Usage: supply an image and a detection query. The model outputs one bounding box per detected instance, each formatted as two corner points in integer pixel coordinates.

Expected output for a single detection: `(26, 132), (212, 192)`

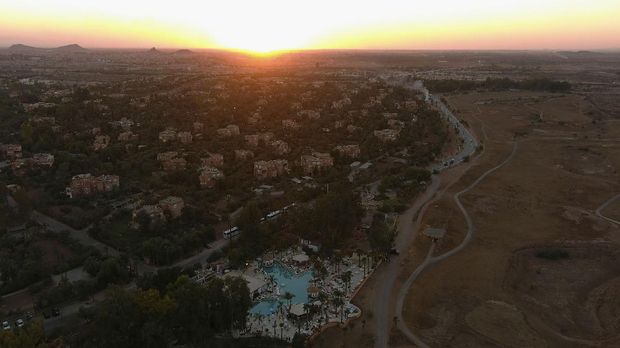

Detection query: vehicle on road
(2, 321), (10, 330)
(223, 226), (240, 239)
(15, 319), (24, 328)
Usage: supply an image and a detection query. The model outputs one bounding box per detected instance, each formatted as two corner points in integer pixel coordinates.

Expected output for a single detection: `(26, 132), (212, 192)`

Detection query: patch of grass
(535, 248), (570, 260)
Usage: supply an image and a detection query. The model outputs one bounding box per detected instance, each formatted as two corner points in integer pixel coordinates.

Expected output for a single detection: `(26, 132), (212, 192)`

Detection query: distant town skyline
(1, 0), (619, 53)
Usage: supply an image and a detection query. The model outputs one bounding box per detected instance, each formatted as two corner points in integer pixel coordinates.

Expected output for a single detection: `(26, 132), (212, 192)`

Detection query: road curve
(396, 141), (518, 347)
(373, 77), (479, 348)
(595, 193), (620, 226)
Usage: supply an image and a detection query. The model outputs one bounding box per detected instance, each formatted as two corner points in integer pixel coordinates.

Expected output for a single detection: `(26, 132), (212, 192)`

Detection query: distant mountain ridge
(7, 43), (88, 52)
(174, 49), (193, 54)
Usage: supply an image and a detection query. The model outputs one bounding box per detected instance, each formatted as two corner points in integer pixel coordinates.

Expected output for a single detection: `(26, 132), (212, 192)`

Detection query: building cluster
(282, 119), (300, 130)
(201, 153), (224, 168)
(177, 131), (193, 144)
(117, 131), (136, 142)
(270, 140), (290, 155)
(1, 144), (54, 175)
(93, 135), (111, 151)
(216, 124), (240, 137)
(300, 152), (334, 175)
(334, 144), (361, 158)
(157, 151), (187, 171)
(159, 128), (177, 143)
(199, 166), (224, 188)
(0, 144), (22, 159)
(109, 117), (134, 131)
(374, 128), (400, 143)
(254, 160), (290, 180)
(245, 132), (274, 147)
(234, 149), (254, 161)
(66, 173), (120, 198)
(297, 109), (320, 120)
(131, 196), (184, 229)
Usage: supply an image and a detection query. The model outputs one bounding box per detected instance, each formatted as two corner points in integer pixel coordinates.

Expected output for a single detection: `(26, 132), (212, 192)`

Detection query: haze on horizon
(1, 0), (619, 53)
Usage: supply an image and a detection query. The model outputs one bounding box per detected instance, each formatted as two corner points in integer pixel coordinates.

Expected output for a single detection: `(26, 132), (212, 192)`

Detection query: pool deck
(233, 247), (374, 342)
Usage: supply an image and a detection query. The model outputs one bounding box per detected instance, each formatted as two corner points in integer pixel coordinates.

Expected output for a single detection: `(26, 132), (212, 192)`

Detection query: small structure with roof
(423, 227), (446, 242)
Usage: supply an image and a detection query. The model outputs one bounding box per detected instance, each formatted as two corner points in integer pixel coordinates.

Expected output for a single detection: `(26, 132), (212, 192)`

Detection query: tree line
(424, 77), (571, 93)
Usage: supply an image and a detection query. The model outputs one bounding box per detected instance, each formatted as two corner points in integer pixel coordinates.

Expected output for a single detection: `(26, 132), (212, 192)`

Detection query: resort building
(374, 129), (400, 143)
(162, 157), (187, 171)
(216, 124), (240, 137)
(93, 135), (111, 151)
(254, 160), (289, 180)
(66, 174), (119, 198)
(32, 153), (55, 167)
(159, 128), (177, 143)
(177, 131), (193, 144)
(334, 145), (360, 158)
(201, 153), (224, 168)
(235, 149), (254, 161)
(1, 144), (22, 159)
(199, 166), (224, 188)
(270, 140), (290, 155)
(300, 152), (334, 175)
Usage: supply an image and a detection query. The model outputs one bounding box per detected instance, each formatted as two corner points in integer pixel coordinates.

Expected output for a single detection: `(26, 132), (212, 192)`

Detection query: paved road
(395, 142), (518, 347)
(373, 77), (479, 348)
(30, 210), (119, 257)
(373, 177), (441, 348)
(595, 193), (620, 226)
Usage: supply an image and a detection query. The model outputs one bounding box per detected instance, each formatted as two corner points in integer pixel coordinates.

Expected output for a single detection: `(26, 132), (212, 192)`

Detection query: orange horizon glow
(1, 1), (619, 53)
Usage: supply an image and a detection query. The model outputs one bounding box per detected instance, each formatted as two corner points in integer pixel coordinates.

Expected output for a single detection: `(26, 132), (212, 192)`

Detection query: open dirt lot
(401, 90), (620, 347)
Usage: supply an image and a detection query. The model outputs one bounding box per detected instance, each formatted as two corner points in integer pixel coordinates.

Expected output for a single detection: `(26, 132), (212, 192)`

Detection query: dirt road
(395, 141), (518, 347)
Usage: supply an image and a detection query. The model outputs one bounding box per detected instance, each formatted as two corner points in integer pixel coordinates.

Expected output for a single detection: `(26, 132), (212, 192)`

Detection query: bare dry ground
(402, 90), (620, 347)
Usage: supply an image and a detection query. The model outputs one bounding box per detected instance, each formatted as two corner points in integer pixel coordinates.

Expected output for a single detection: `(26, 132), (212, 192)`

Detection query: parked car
(390, 247), (400, 255)
(15, 319), (24, 328)
(2, 321), (10, 331)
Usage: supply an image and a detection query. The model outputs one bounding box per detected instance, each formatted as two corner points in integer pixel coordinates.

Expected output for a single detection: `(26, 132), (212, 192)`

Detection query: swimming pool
(249, 263), (313, 316)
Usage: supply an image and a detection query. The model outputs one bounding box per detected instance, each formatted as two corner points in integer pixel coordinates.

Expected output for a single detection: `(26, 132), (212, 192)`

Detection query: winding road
(395, 141), (518, 347)
(373, 76), (479, 348)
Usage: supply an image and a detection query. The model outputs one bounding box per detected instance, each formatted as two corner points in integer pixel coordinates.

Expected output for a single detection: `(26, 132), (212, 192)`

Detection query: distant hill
(53, 44), (87, 52)
(6, 43), (88, 53)
(174, 49), (193, 54)
(8, 44), (39, 51)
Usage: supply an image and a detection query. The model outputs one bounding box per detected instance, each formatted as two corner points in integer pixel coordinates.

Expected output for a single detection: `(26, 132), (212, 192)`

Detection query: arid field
(402, 90), (620, 347)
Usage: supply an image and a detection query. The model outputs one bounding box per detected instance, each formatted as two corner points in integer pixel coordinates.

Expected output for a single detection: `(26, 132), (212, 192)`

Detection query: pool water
(249, 263), (313, 316)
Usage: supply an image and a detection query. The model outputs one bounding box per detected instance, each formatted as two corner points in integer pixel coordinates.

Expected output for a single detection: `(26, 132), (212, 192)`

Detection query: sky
(1, 0), (619, 53)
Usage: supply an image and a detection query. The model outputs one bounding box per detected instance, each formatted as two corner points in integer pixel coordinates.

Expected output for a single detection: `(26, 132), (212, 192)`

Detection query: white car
(15, 319), (24, 328)
(2, 321), (10, 330)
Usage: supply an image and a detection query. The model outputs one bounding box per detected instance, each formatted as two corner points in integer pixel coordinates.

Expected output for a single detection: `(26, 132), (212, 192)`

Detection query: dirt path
(395, 141), (518, 347)
(596, 193), (620, 225)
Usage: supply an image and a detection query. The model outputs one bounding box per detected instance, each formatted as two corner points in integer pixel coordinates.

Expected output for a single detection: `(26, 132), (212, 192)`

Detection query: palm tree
(332, 292), (345, 323)
(303, 303), (312, 329)
(283, 291), (294, 311)
(341, 271), (352, 294)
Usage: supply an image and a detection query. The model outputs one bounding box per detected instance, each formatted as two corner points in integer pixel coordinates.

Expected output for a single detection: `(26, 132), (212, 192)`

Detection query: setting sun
(0, 0), (619, 51)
